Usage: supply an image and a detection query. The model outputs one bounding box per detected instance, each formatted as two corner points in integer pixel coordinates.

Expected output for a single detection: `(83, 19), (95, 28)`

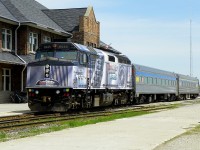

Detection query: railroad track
(0, 104), (176, 131)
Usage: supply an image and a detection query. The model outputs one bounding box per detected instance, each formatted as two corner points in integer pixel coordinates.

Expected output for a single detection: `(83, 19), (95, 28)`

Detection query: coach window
(161, 79), (164, 86)
(157, 79), (161, 85)
(165, 80), (168, 86)
(144, 77), (148, 84)
(148, 77), (153, 84)
(153, 78), (157, 85)
(139, 76), (143, 83)
(169, 80), (172, 86)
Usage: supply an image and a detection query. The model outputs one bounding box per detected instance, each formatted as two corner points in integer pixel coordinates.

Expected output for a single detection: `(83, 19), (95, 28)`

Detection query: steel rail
(0, 105), (174, 131)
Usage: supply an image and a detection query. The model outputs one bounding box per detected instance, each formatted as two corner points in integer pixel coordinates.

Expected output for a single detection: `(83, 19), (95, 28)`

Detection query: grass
(185, 124), (200, 135)
(0, 103), (182, 142)
(0, 110), (149, 142)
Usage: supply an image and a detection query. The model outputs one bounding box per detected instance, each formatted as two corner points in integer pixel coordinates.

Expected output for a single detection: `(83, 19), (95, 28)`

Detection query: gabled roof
(0, 0), (18, 23)
(19, 54), (35, 64)
(43, 8), (87, 32)
(0, 51), (25, 65)
(0, 0), (70, 36)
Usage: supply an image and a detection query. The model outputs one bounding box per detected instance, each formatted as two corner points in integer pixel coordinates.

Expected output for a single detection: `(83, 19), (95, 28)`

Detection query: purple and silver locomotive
(26, 42), (133, 111)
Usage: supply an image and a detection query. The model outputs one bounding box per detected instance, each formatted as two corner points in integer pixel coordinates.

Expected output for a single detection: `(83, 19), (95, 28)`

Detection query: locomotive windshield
(35, 50), (78, 60)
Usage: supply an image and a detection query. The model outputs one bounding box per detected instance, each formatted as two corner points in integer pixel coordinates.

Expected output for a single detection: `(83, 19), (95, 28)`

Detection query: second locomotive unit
(26, 42), (199, 112)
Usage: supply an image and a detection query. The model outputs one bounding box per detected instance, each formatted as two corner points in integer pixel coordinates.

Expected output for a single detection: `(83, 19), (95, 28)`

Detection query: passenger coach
(133, 64), (177, 103)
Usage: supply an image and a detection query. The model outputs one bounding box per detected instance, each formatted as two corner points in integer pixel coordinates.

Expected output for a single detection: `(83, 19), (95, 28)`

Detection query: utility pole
(190, 19), (192, 77)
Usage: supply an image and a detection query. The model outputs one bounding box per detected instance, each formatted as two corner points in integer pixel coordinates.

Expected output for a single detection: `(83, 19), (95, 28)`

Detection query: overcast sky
(36, 0), (200, 79)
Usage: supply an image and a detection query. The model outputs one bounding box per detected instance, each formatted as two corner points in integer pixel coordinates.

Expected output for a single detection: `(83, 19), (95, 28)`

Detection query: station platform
(0, 103), (31, 117)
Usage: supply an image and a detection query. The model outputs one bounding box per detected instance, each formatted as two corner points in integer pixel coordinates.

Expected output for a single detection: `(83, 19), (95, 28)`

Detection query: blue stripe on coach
(136, 71), (176, 81)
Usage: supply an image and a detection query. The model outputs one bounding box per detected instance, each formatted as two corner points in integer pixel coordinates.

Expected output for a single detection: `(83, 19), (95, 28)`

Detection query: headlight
(45, 64), (50, 78)
(56, 90), (60, 94)
(45, 64), (50, 69)
(45, 73), (49, 78)
(35, 90), (39, 94)
(45, 69), (50, 73)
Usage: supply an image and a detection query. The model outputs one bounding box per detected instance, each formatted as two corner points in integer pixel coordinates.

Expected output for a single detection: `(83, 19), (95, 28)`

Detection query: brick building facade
(0, 0), (100, 102)
(43, 6), (100, 48)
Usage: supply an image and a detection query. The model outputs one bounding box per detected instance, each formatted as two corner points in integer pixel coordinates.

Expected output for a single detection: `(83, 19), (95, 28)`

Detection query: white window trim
(2, 68), (11, 91)
(2, 28), (12, 51)
(43, 36), (51, 43)
(29, 32), (38, 53)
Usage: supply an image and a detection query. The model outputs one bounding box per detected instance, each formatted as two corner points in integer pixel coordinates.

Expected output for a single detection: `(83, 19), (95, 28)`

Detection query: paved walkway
(0, 103), (30, 116)
(0, 103), (200, 150)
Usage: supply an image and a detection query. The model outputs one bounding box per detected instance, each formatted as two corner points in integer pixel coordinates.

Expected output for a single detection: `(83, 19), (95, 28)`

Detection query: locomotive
(26, 42), (199, 112)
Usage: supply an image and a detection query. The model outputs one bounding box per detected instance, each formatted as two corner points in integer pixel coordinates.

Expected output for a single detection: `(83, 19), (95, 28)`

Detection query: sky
(36, 0), (200, 79)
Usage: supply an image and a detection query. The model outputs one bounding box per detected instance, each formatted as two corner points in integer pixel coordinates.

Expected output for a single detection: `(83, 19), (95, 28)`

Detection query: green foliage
(0, 132), (6, 138)
(0, 110), (148, 142)
(0, 104), (180, 142)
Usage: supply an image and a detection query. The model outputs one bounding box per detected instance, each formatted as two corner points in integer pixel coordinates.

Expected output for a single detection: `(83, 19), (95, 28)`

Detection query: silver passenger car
(133, 64), (177, 103)
(177, 74), (199, 99)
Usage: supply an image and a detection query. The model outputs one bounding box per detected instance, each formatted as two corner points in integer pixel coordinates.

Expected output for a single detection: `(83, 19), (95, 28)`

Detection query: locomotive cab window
(35, 50), (78, 60)
(108, 55), (115, 62)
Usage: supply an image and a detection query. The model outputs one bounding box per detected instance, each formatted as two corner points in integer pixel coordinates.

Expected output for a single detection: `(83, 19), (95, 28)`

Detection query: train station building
(0, 0), (101, 102)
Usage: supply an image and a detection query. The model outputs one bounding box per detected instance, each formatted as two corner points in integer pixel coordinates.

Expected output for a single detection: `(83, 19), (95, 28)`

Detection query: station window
(2, 68), (11, 91)
(29, 32), (38, 52)
(2, 28), (12, 51)
(43, 36), (51, 43)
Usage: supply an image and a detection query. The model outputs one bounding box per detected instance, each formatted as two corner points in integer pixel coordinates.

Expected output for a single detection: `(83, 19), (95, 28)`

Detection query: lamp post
(190, 19), (192, 77)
